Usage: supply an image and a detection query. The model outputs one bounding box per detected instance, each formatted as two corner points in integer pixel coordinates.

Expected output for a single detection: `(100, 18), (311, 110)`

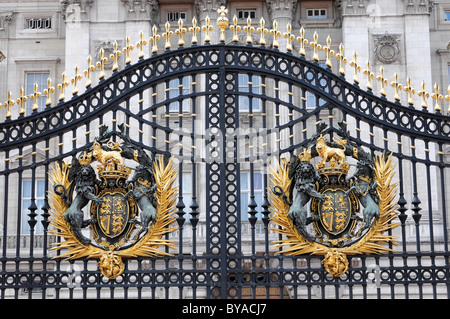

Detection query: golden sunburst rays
(268, 152), (399, 276)
(48, 156), (178, 279)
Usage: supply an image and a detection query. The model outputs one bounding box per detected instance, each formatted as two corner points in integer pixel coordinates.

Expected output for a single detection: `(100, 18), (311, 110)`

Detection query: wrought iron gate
(1, 11), (450, 299)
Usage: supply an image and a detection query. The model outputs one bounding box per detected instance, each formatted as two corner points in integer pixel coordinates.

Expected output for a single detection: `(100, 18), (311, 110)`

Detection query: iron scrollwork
(270, 121), (399, 277)
(49, 124), (178, 279)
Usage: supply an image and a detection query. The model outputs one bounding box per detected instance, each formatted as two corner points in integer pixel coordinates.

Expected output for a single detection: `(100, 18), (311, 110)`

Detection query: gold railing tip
(217, 5), (229, 42)
(431, 82), (443, 112)
(284, 23), (295, 52)
(297, 26), (308, 56)
(404, 76), (415, 105)
(189, 17), (200, 45)
(176, 18), (187, 47)
(270, 20), (281, 48)
(17, 86), (27, 115)
(335, 43), (347, 75)
(363, 60), (375, 90)
(230, 15), (241, 43)
(418, 80), (430, 109)
(323, 35), (334, 68)
(202, 16), (213, 43)
(44, 77), (55, 106)
(390, 71), (402, 101)
(243, 16), (255, 44)
(257, 17), (268, 45)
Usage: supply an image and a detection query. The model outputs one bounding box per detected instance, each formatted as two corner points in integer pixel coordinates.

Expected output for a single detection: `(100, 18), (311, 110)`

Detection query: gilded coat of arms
(270, 121), (398, 277)
(48, 124), (178, 279)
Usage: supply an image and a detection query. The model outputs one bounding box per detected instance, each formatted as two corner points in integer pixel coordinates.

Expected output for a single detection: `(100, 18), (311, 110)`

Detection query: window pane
(253, 173), (262, 190)
(37, 180), (45, 198)
(23, 180), (32, 198)
(240, 173), (248, 190)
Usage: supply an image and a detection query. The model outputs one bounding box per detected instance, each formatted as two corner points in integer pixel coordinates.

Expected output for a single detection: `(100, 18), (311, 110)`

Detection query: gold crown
(315, 159), (350, 176)
(78, 151), (93, 165)
(97, 163), (131, 181)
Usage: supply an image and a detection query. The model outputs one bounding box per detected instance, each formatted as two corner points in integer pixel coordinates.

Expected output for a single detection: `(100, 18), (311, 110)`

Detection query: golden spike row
(363, 60), (375, 91)
(296, 26), (308, 57)
(257, 17), (268, 46)
(189, 17), (200, 45)
(323, 35), (335, 68)
(404, 76), (415, 105)
(390, 72), (403, 102)
(310, 31), (321, 61)
(4, 90), (14, 118)
(349, 50), (361, 84)
(243, 16), (255, 44)
(202, 16), (213, 43)
(376, 66), (388, 97)
(284, 23), (295, 52)
(44, 77), (55, 106)
(29, 82), (42, 112)
(417, 80), (429, 109)
(217, 6), (229, 43)
(270, 20), (281, 48)
(230, 15), (241, 43)
(431, 82), (444, 112)
(71, 65), (82, 95)
(176, 18), (187, 47)
(16, 87), (27, 115)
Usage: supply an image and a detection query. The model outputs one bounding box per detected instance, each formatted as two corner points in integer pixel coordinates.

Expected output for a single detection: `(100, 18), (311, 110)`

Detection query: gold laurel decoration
(48, 156), (178, 279)
(269, 152), (399, 276)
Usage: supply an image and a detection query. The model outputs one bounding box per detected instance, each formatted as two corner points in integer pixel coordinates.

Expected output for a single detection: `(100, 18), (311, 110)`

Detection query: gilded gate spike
(376, 66), (388, 96)
(390, 72), (403, 102)
(30, 82), (42, 112)
(335, 43), (347, 75)
(96, 47), (108, 80)
(349, 50), (361, 84)
(202, 16), (213, 43)
(284, 23), (295, 52)
(230, 15), (241, 43)
(189, 17), (200, 45)
(431, 82), (443, 112)
(418, 80), (429, 109)
(310, 31), (321, 61)
(404, 76), (415, 105)
(150, 25), (161, 53)
(243, 16), (255, 44)
(270, 20), (281, 48)
(323, 35), (334, 68)
(163, 21), (174, 49)
(58, 71), (69, 101)
(111, 40), (121, 71)
(71, 65), (82, 95)
(257, 17), (268, 46)
(363, 60), (375, 90)
(4, 90), (14, 118)
(175, 18), (187, 47)
(296, 26), (308, 56)
(136, 31), (147, 58)
(84, 55), (95, 88)
(16, 87), (27, 115)
(44, 77), (55, 106)
(445, 84), (450, 114)
(217, 6), (229, 43)
(123, 36), (134, 64)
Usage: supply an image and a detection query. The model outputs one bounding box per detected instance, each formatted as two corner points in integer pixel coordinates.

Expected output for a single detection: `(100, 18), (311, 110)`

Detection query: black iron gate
(1, 16), (450, 300)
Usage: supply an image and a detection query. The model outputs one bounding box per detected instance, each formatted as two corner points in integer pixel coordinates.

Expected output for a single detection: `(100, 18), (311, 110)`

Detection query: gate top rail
(1, 6), (450, 151)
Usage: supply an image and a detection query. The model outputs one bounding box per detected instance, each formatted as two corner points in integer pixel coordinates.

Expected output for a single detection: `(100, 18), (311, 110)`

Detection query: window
(307, 8), (327, 19)
(167, 77), (191, 112)
(25, 17), (52, 29)
(167, 11), (186, 22)
(25, 72), (49, 114)
(237, 9), (256, 20)
(238, 74), (261, 112)
(240, 172), (264, 221)
(445, 11), (450, 21)
(22, 180), (45, 234)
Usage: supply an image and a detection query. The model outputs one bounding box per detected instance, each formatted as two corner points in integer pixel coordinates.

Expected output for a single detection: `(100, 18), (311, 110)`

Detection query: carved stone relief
(373, 32), (401, 64)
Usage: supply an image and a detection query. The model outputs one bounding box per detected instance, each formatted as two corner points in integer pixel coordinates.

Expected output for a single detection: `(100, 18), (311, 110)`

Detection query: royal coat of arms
(270, 121), (398, 277)
(48, 124), (178, 279)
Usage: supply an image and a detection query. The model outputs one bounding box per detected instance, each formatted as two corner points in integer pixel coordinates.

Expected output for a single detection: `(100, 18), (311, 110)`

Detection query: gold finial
(296, 26), (308, 57)
(284, 23), (295, 52)
(404, 76), (415, 105)
(136, 31), (147, 59)
(150, 25), (161, 53)
(243, 16), (255, 44)
(123, 36), (134, 64)
(230, 15), (241, 43)
(189, 17), (200, 45)
(431, 82), (443, 112)
(43, 77), (55, 106)
(202, 16), (213, 43)
(110, 40), (121, 71)
(84, 55), (95, 88)
(336, 43), (347, 75)
(376, 66), (388, 97)
(29, 82), (42, 112)
(390, 72), (402, 102)
(58, 71), (69, 101)
(163, 21), (174, 49)
(445, 84), (450, 114)
(96, 47), (108, 80)
(310, 31), (321, 61)
(71, 65), (82, 95)
(417, 80), (429, 109)
(176, 18), (187, 47)
(217, 6), (229, 43)
(4, 90), (14, 119)
(257, 17), (268, 46)
(16, 87), (27, 115)
(349, 51), (361, 84)
(363, 60), (375, 90)
(323, 35), (334, 68)
(270, 20), (281, 48)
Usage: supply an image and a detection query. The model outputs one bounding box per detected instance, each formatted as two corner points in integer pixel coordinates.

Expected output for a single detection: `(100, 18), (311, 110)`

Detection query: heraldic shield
(270, 121), (399, 277)
(48, 124), (178, 279)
